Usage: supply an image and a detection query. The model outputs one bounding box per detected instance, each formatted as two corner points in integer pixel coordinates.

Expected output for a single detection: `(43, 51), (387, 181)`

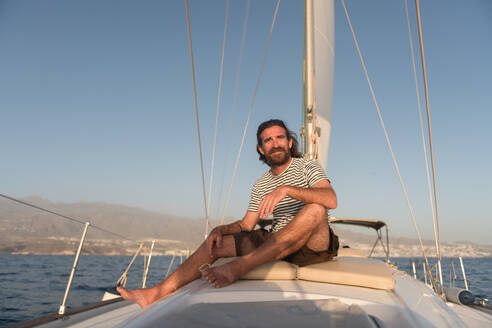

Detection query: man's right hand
(206, 227), (223, 257)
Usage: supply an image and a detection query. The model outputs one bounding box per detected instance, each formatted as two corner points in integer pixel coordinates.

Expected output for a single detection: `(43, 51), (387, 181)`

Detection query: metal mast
(302, 0), (318, 160)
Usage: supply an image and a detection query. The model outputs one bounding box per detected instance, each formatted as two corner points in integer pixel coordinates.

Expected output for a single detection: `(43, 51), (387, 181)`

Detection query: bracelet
(238, 222), (244, 232)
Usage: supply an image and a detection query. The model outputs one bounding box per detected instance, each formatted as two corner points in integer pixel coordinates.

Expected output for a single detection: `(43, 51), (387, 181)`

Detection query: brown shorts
(233, 227), (339, 267)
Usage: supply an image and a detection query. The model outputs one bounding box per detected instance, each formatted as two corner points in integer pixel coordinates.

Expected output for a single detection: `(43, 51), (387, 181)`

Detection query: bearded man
(118, 119), (339, 308)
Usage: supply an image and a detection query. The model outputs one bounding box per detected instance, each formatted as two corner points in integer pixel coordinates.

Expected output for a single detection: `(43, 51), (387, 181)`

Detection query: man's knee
(214, 235), (237, 258)
(303, 203), (326, 220)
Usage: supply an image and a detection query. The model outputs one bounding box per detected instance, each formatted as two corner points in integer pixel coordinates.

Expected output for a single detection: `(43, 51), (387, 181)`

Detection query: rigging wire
(0, 193), (135, 241)
(207, 0), (230, 234)
(220, 0), (281, 225)
(414, 0), (441, 261)
(414, 0), (444, 295)
(215, 0), (251, 223)
(185, 0), (209, 239)
(404, 0), (440, 266)
(340, 0), (437, 290)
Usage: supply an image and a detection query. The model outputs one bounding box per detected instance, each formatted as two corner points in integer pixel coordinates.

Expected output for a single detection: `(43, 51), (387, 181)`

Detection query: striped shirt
(247, 157), (329, 232)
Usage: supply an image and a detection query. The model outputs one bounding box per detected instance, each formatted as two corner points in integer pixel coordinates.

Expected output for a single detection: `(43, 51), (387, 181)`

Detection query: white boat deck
(36, 258), (473, 328)
(116, 274), (462, 327)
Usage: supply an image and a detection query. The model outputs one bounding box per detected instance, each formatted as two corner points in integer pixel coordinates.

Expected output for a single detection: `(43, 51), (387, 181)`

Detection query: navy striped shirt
(248, 157), (329, 232)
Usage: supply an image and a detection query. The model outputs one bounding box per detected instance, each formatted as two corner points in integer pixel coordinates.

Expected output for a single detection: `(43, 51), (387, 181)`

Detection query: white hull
(34, 256), (492, 328)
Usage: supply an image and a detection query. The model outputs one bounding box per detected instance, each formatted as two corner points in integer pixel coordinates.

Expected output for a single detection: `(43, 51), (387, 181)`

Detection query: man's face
(258, 125), (293, 167)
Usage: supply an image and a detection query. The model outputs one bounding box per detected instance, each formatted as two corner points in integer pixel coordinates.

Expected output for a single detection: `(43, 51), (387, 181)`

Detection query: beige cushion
(297, 256), (394, 290)
(212, 256), (394, 290)
(337, 247), (366, 258)
(213, 257), (298, 280)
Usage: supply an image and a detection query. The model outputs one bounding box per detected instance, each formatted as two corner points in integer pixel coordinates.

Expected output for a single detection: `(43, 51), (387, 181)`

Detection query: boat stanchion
(437, 260), (446, 300)
(450, 261), (457, 288)
(412, 261), (417, 279)
(58, 222), (90, 315)
(165, 254), (177, 278)
(422, 262), (427, 285)
(459, 257), (469, 290)
(384, 225), (390, 262)
(142, 240), (155, 288)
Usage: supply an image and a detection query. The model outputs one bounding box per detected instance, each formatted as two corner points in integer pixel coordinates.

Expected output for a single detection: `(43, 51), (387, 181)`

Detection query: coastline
(2, 238), (491, 258)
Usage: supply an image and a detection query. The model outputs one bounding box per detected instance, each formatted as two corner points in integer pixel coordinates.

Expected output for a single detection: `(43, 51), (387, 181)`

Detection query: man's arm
(257, 179), (336, 219)
(211, 211), (259, 235)
(284, 179), (336, 208)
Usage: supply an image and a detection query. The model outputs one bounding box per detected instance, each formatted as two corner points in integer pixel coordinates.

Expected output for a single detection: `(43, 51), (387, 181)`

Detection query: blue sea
(1, 255), (491, 326)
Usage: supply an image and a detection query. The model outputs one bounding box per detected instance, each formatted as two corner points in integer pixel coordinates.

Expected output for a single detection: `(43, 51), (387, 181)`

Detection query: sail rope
(340, 0), (437, 289)
(414, 0), (444, 295)
(0, 193), (135, 242)
(206, 0), (230, 236)
(185, 0), (209, 238)
(404, 0), (441, 270)
(214, 0), (251, 223)
(219, 0), (281, 225)
(414, 0), (442, 261)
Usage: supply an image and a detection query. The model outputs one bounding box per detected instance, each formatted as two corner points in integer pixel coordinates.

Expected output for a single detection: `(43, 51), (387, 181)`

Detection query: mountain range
(1, 196), (490, 257)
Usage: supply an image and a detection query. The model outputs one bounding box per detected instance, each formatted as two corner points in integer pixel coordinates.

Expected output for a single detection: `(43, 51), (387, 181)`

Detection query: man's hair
(256, 119), (303, 164)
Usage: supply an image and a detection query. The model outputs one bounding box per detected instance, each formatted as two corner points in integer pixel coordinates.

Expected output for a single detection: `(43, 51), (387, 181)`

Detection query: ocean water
(0, 254), (183, 326)
(1, 255), (491, 326)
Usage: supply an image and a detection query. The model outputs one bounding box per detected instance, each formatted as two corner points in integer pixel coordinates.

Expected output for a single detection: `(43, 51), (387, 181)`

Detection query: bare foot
(117, 286), (160, 309)
(203, 261), (242, 288)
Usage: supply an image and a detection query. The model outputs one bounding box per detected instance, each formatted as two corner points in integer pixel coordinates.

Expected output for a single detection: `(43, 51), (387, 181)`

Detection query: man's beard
(265, 147), (291, 167)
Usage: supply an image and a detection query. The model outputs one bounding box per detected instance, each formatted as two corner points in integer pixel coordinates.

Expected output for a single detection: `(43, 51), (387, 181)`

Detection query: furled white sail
(313, 0), (334, 170)
(304, 0), (334, 171)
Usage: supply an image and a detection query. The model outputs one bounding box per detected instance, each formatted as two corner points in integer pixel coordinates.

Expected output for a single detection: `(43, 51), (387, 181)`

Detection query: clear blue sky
(1, 0), (491, 245)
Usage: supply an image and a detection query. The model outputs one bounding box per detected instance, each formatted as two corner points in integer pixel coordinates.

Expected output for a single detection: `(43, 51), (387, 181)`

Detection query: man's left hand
(258, 186), (289, 219)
